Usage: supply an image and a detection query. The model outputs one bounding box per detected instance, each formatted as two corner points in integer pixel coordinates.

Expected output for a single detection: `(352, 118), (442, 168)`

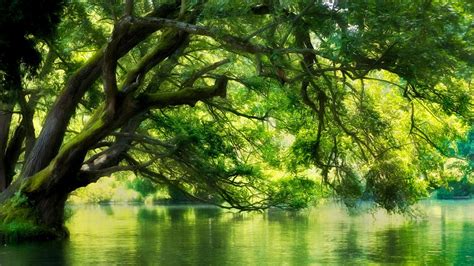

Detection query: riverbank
(0, 222), (67, 244)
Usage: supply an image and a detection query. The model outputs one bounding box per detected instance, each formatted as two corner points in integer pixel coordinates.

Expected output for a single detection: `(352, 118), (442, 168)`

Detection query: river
(1, 200), (473, 265)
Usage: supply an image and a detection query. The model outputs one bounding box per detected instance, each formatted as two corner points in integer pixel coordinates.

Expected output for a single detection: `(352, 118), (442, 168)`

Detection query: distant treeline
(436, 180), (473, 199)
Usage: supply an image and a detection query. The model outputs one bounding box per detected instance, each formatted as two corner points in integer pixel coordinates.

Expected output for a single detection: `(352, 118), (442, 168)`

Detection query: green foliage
(0, 192), (65, 244)
(59, 0), (473, 211)
(271, 177), (319, 209)
(458, 127), (474, 167)
(333, 167), (364, 208)
(435, 127), (474, 199)
(0, 221), (51, 244)
(364, 157), (429, 213)
(289, 129), (330, 169)
(0, 0), (65, 84)
(1, 0), (473, 220)
(437, 180), (473, 199)
(69, 176), (142, 203)
(0, 192), (32, 224)
(127, 177), (158, 198)
(167, 185), (191, 202)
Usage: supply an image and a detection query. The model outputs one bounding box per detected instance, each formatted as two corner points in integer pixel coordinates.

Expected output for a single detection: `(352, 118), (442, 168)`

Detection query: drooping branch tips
(0, 1), (472, 224)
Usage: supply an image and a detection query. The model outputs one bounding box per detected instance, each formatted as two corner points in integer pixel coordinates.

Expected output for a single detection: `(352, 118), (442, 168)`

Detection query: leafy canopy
(2, 0), (473, 212)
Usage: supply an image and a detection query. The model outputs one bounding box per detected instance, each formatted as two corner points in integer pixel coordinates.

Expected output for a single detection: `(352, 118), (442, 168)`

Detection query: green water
(1, 200), (473, 265)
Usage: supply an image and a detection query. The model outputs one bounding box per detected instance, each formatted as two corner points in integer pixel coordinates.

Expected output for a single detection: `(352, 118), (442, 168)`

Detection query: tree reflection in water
(1, 201), (473, 265)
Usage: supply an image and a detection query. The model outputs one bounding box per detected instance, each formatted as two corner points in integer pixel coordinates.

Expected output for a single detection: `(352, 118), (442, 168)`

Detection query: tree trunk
(0, 107), (13, 191)
(3, 120), (24, 188)
(0, 4), (217, 242)
(27, 189), (70, 234)
(0, 108), (120, 240)
(21, 3), (180, 179)
(0, 172), (76, 240)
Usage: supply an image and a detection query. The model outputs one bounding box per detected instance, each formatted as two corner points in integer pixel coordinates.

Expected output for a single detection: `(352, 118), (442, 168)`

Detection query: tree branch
(122, 29), (190, 96)
(81, 157), (157, 179)
(125, 0), (134, 17)
(134, 17), (273, 54)
(103, 18), (132, 115)
(182, 59), (230, 87)
(110, 132), (176, 148)
(205, 101), (269, 121)
(140, 75), (228, 108)
(21, 3), (182, 178)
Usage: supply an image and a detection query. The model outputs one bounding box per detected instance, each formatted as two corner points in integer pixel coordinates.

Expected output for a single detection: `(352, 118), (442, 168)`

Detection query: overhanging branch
(182, 59), (230, 87)
(134, 17), (273, 54)
(205, 101), (269, 121)
(140, 75), (228, 108)
(81, 157), (157, 179)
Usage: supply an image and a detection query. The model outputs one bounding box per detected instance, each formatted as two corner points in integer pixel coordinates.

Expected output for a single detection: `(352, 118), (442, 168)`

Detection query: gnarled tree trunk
(0, 1), (259, 241)
(0, 3), (184, 237)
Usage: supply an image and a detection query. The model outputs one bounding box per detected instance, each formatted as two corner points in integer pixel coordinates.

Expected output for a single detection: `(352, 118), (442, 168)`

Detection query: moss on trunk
(0, 221), (65, 244)
(0, 191), (69, 244)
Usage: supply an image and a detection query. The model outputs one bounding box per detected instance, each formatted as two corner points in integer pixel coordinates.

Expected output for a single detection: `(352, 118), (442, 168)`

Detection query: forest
(0, 0), (472, 246)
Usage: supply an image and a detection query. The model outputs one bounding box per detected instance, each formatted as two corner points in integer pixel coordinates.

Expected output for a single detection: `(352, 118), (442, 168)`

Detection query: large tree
(0, 0), (472, 239)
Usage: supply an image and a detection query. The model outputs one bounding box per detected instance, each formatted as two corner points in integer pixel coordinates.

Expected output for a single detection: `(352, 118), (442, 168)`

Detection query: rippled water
(1, 200), (474, 265)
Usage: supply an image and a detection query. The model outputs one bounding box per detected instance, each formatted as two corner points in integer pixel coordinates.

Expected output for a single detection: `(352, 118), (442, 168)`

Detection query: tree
(0, 0), (472, 240)
(0, 0), (65, 193)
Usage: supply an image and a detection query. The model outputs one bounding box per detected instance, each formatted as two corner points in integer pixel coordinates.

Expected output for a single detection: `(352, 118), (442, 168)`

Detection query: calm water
(1, 200), (474, 265)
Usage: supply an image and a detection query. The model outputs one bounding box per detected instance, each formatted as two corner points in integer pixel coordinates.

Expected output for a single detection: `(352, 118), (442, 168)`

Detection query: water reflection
(333, 223), (365, 264)
(0, 241), (68, 266)
(100, 204), (114, 216)
(371, 225), (412, 264)
(0, 200), (473, 265)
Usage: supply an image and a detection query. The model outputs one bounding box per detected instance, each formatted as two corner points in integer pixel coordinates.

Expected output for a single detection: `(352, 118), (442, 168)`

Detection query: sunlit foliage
(0, 0), (472, 224)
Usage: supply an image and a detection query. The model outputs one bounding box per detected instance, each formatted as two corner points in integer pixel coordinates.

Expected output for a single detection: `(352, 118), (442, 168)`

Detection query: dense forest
(0, 0), (472, 241)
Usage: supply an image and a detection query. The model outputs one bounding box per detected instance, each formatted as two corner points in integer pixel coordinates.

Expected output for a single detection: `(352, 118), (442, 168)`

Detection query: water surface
(1, 200), (473, 265)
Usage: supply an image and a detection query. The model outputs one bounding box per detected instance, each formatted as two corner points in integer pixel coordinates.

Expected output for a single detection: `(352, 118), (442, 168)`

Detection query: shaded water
(1, 200), (474, 265)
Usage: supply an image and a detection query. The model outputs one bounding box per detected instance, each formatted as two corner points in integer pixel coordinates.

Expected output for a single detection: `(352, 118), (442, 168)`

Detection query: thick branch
(21, 3), (182, 178)
(125, 0), (134, 16)
(110, 132), (176, 148)
(103, 19), (130, 113)
(122, 29), (189, 95)
(4, 120), (26, 185)
(140, 76), (228, 108)
(0, 108), (12, 191)
(18, 91), (38, 157)
(81, 114), (144, 172)
(134, 17), (273, 54)
(81, 158), (156, 181)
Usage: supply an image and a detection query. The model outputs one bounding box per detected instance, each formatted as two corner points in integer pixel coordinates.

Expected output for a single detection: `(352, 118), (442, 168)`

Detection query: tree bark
(0, 106), (13, 191)
(0, 2), (233, 240)
(4, 119), (25, 187)
(21, 3), (181, 179)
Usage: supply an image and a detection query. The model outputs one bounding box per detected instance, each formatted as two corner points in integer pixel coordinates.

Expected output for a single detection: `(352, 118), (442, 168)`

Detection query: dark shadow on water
(333, 222), (365, 264)
(99, 204), (114, 216)
(166, 206), (188, 222)
(0, 240), (68, 266)
(454, 222), (474, 265)
(193, 206), (222, 219)
(266, 208), (310, 223)
(133, 205), (233, 265)
(137, 208), (159, 222)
